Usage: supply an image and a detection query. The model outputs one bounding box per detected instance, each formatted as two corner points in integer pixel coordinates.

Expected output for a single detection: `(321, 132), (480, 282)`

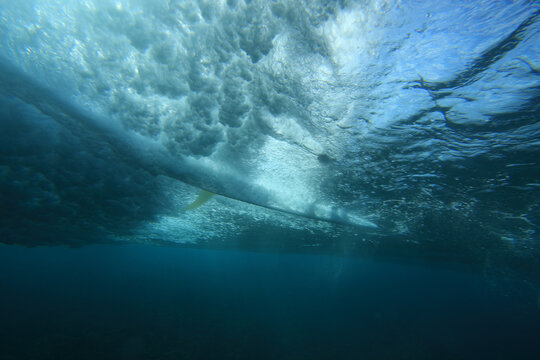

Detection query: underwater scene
(0, 0), (539, 359)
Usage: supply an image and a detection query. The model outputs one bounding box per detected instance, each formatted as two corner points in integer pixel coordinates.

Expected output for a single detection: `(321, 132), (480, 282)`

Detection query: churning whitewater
(0, 0), (538, 280)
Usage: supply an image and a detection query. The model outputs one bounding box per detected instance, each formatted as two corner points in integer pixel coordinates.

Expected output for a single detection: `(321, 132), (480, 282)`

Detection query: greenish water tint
(1, 244), (539, 359)
(0, 1), (539, 358)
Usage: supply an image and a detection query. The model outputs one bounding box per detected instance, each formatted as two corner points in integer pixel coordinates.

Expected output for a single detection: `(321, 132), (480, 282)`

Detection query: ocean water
(0, 0), (539, 358)
(0, 244), (539, 360)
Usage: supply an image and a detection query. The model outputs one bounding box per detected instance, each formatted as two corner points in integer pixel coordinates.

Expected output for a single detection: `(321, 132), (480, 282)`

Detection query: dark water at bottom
(0, 244), (538, 360)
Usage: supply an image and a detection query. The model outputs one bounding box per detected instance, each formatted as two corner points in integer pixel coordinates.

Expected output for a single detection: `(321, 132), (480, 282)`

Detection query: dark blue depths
(0, 244), (539, 360)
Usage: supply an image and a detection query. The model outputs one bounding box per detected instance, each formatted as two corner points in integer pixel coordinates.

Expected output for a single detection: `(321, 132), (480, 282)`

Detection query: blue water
(1, 0), (539, 358)
(1, 244), (539, 359)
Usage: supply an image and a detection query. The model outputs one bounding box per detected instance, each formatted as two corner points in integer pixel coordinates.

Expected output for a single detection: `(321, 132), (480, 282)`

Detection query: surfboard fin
(183, 189), (215, 211)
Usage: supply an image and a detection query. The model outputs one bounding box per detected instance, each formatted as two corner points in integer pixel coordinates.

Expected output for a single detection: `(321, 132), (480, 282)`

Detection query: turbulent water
(0, 0), (539, 280)
(1, 1), (540, 359)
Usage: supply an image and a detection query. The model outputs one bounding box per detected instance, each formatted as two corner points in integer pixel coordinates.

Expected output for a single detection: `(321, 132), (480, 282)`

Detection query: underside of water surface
(0, 0), (539, 282)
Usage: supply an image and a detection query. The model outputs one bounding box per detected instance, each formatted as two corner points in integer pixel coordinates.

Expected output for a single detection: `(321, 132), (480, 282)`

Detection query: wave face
(0, 1), (538, 279)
